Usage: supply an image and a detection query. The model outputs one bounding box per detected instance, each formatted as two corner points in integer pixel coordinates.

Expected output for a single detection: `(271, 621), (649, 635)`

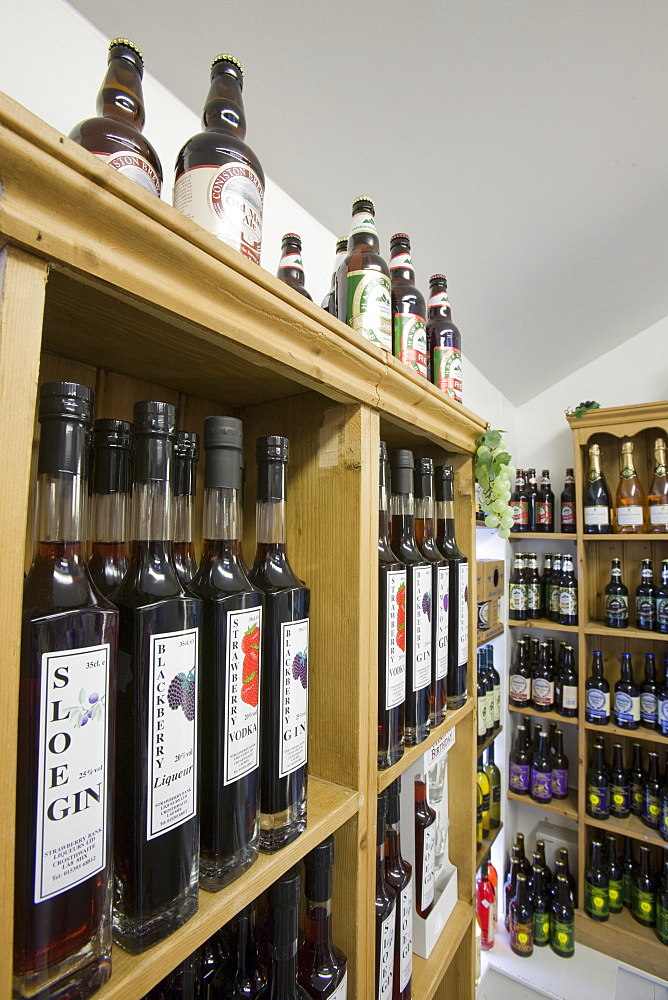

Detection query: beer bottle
(585, 650), (610, 724)
(534, 840), (553, 892)
(551, 730), (569, 801)
(531, 642), (554, 712)
(531, 865), (551, 947)
(510, 469), (529, 533)
(548, 554), (562, 621)
(426, 275), (462, 403)
(642, 752), (662, 830)
(632, 845), (657, 927)
(648, 437), (668, 532)
(174, 55), (264, 263)
(656, 559), (668, 634)
(609, 743), (631, 819)
(604, 557), (628, 628)
(503, 847), (521, 931)
(508, 725), (531, 795)
(641, 653), (659, 729)
(559, 554), (578, 626)
(276, 234), (312, 300)
(508, 641), (531, 708)
(69, 39), (163, 196)
(555, 645), (577, 717)
(485, 645), (502, 730)
(509, 873), (533, 957)
(659, 656), (668, 735)
(635, 558), (656, 630)
(614, 653), (640, 729)
(525, 468), (538, 531)
(585, 839), (609, 922)
(485, 744), (501, 829)
(550, 874), (575, 957)
(337, 198), (392, 351)
(560, 468), (576, 533)
(321, 237), (348, 314)
(583, 444), (611, 533)
(389, 234), (427, 379)
(476, 657), (487, 746)
(557, 848), (577, 908)
(515, 832), (532, 878)
(536, 470), (555, 532)
(622, 837), (637, 909)
(586, 738), (610, 820)
(524, 553), (541, 621)
(540, 554), (552, 618)
(656, 851), (668, 944)
(615, 440), (646, 533)
(629, 743), (647, 817)
(508, 553), (526, 621)
(605, 835), (624, 914)
(530, 733), (553, 805)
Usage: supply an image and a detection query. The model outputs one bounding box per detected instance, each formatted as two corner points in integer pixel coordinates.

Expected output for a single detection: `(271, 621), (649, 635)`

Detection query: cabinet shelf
(574, 908), (668, 982)
(377, 699), (474, 792)
(582, 532), (668, 541)
(583, 720), (668, 745)
(411, 900), (473, 1000)
(508, 618), (578, 633)
(509, 533), (577, 541)
(583, 811), (667, 849)
(476, 822), (504, 870)
(584, 620), (668, 642)
(477, 623), (504, 646)
(477, 725), (503, 759)
(508, 704), (578, 726)
(507, 787), (578, 820)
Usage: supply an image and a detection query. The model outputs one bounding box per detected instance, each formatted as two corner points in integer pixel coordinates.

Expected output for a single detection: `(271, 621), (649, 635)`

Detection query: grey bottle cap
(38, 381), (94, 476)
(390, 448), (415, 495)
(203, 416), (244, 490)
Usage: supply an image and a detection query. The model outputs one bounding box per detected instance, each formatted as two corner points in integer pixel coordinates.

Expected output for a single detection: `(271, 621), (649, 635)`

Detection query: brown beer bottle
(276, 234), (312, 300)
(389, 233), (428, 379)
(69, 39), (162, 196)
(426, 275), (462, 403)
(174, 55), (265, 264)
(321, 237), (348, 314)
(336, 198), (392, 352)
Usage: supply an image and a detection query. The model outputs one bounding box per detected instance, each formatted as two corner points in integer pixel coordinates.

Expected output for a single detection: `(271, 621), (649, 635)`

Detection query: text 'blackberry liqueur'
(378, 442), (406, 769)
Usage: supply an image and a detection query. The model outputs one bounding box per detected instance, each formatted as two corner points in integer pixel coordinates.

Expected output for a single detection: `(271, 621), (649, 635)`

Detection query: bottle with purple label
(531, 733), (552, 804)
(609, 743), (631, 819)
(509, 725), (531, 795)
(614, 654), (640, 730)
(551, 730), (569, 801)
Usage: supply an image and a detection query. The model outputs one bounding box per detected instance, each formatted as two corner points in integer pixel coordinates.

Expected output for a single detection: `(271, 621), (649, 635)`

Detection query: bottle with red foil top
(426, 275), (462, 403)
(389, 234), (427, 380)
(276, 234), (312, 301)
(536, 470), (554, 532)
(560, 468), (576, 532)
(69, 39), (163, 196)
(174, 55), (264, 264)
(476, 861), (496, 950)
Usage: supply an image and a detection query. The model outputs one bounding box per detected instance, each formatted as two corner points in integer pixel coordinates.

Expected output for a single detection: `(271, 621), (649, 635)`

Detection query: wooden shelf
(476, 823), (504, 870)
(508, 704), (579, 726)
(507, 786), (578, 820)
(509, 533), (577, 541)
(411, 900), (473, 999)
(583, 810), (668, 849)
(508, 618), (578, 633)
(584, 620), (668, 642)
(574, 907), (668, 982)
(377, 700), (474, 792)
(477, 623), (504, 646)
(477, 725), (503, 758)
(582, 532), (668, 541)
(584, 720), (668, 745)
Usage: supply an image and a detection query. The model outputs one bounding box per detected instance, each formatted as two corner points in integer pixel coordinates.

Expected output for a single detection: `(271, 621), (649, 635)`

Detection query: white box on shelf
(529, 818), (579, 883)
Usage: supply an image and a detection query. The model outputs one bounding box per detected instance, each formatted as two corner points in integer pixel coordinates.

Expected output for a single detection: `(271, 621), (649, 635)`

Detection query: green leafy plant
(475, 428), (515, 538)
(565, 400), (601, 419)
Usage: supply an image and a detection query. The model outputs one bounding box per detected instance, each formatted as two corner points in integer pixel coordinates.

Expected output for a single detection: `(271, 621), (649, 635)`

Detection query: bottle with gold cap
(276, 234), (312, 300)
(648, 437), (668, 532)
(615, 440), (646, 533)
(389, 233), (428, 379)
(336, 197), (392, 352)
(69, 38), (163, 196)
(174, 55), (264, 264)
(321, 236), (348, 315)
(426, 275), (462, 403)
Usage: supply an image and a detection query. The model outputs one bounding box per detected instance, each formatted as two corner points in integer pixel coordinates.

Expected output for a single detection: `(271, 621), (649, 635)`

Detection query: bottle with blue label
(655, 560), (668, 633)
(635, 559), (656, 630)
(614, 654), (640, 729)
(585, 650), (610, 724)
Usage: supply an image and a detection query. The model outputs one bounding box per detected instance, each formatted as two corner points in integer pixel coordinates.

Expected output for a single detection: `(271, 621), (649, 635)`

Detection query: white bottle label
(584, 505), (609, 526)
(562, 685), (578, 710)
(147, 628), (198, 840)
(390, 251), (413, 270)
(399, 882), (413, 991)
(486, 689), (494, 729)
(650, 504), (668, 525)
(422, 823), (436, 909)
(436, 565), (449, 680)
(224, 606), (262, 784)
(617, 505), (644, 526)
(173, 162), (264, 264)
(458, 562), (469, 666)
(509, 583), (526, 612)
(350, 210), (378, 237)
(386, 570), (407, 709)
(427, 290), (450, 309)
(509, 673), (530, 702)
(35, 643), (110, 903)
(279, 252), (304, 272)
(378, 909), (395, 1000)
(494, 683), (501, 723)
(478, 696), (487, 737)
(532, 677), (554, 707)
(279, 618), (309, 778)
(330, 971), (348, 999)
(413, 565), (432, 691)
(95, 150), (161, 196)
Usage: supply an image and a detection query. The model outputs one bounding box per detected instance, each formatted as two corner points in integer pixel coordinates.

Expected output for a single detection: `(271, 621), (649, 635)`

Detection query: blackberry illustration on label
(413, 566), (432, 691)
(225, 607), (262, 784)
(435, 565), (449, 680)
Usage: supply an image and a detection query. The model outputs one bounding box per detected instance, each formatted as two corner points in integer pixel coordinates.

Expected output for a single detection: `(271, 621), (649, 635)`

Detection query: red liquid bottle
(414, 458), (448, 729)
(259, 867), (310, 999)
(414, 773), (437, 917)
(384, 779), (413, 1000)
(249, 437), (310, 851)
(88, 417), (131, 598)
(376, 790), (397, 1000)
(476, 861), (496, 950)
(211, 902), (267, 998)
(172, 431), (200, 588)
(298, 836), (348, 999)
(14, 381), (117, 1000)
(378, 441), (406, 769)
(190, 417), (263, 889)
(144, 949), (203, 999)
(112, 401), (202, 952)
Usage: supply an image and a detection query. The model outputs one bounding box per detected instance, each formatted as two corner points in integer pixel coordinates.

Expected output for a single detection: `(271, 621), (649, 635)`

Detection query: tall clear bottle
(425, 275), (462, 403)
(14, 382), (118, 1000)
(298, 837), (348, 999)
(615, 441), (646, 533)
(337, 197), (392, 352)
(376, 791), (397, 1000)
(389, 233), (427, 379)
(172, 431), (200, 587)
(378, 442), (406, 768)
(321, 237), (348, 315)
(648, 437), (668, 532)
(112, 401), (201, 952)
(190, 417), (263, 889)
(583, 444), (612, 533)
(259, 867), (310, 999)
(249, 437), (309, 851)
(384, 779), (412, 1000)
(435, 465), (468, 709)
(88, 417), (132, 597)
(414, 457), (448, 727)
(276, 233), (313, 301)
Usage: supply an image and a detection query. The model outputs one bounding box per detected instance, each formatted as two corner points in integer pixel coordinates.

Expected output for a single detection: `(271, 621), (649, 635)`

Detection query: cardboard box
(484, 560), (505, 600)
(476, 560), (504, 632)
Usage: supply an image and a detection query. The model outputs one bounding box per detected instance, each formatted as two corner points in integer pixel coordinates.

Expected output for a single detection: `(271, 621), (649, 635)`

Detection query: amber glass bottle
(615, 441), (646, 533)
(426, 275), (462, 403)
(336, 197), (392, 352)
(276, 234), (313, 300)
(389, 233), (427, 379)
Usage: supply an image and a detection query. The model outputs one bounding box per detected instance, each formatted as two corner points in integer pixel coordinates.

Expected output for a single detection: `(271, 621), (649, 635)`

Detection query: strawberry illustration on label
(241, 622), (260, 707)
(396, 582), (406, 652)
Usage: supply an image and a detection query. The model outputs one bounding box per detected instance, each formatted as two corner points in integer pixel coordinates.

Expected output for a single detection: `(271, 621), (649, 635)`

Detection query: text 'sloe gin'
(435, 465), (468, 709)
(375, 791), (396, 1000)
(190, 417), (263, 889)
(249, 436), (309, 852)
(88, 417), (132, 598)
(14, 382), (118, 1000)
(298, 836), (348, 999)
(112, 401), (202, 952)
(378, 442), (406, 769)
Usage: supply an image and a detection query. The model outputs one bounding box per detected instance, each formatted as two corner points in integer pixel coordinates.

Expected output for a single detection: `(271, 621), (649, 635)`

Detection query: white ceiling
(69, 0), (668, 405)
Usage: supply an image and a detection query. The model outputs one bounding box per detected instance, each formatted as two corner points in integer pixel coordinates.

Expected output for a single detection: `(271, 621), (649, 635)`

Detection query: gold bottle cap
(352, 195), (375, 209)
(589, 443), (600, 453)
(109, 38), (143, 60)
(655, 437), (666, 449)
(211, 53), (243, 73)
(622, 440), (633, 452)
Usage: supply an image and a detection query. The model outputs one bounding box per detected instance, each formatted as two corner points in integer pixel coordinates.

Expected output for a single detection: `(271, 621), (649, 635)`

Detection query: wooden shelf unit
(574, 906), (667, 982)
(476, 725), (503, 759)
(508, 618), (578, 633)
(509, 532), (577, 541)
(476, 822), (504, 870)
(508, 704), (578, 726)
(0, 94), (486, 1000)
(506, 787), (578, 820)
(477, 622), (504, 646)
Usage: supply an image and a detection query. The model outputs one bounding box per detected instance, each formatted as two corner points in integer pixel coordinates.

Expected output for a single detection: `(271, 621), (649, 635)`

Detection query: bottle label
(34, 643), (110, 903)
(511, 500), (529, 526)
(421, 823), (436, 910)
(658, 901), (668, 943)
(509, 761), (531, 793)
(510, 920), (533, 955)
(526, 582), (541, 612)
(494, 683), (501, 723)
(617, 505), (644, 526)
(173, 162), (264, 263)
(427, 290), (449, 309)
(561, 502), (575, 527)
(660, 801), (668, 841)
(631, 780), (643, 814)
(278, 252), (304, 274)
(552, 768), (569, 797)
(611, 783), (631, 815)
(532, 677), (554, 708)
(433, 346), (463, 404)
(378, 909), (395, 1000)
(562, 685), (578, 710)
(224, 607), (262, 785)
(413, 565), (432, 691)
(390, 251), (413, 270)
(636, 596), (655, 627)
(614, 690), (640, 724)
(330, 971), (348, 1000)
(550, 919), (574, 954)
(147, 628), (198, 840)
(640, 692), (658, 725)
(394, 313), (427, 378)
(478, 697), (487, 737)
(585, 881), (609, 919)
(486, 690), (494, 730)
(279, 618), (309, 778)
(398, 882), (413, 991)
(95, 150), (161, 196)
(642, 791), (660, 827)
(346, 270), (392, 351)
(605, 594), (628, 624)
(549, 582), (561, 616)
(536, 502), (552, 526)
(350, 211), (378, 237)
(584, 505), (610, 526)
(657, 597), (668, 629)
(458, 562), (469, 666)
(509, 673), (530, 702)
(509, 582), (526, 613)
(587, 782), (610, 817)
(586, 688), (610, 719)
(632, 888), (656, 925)
(609, 877), (623, 910)
(650, 504), (668, 525)
(533, 910), (550, 946)
(435, 566), (449, 680)
(531, 766), (552, 801)
(386, 571), (407, 709)
(660, 697), (668, 733)
(560, 587), (577, 617)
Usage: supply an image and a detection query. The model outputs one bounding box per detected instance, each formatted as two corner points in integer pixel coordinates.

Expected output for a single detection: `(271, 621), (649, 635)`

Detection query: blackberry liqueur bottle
(14, 382), (117, 1000)
(390, 450), (431, 745)
(426, 275), (462, 403)
(435, 465), (468, 709)
(389, 233), (428, 379)
(174, 55), (265, 263)
(375, 791), (396, 1000)
(378, 443), (406, 768)
(172, 431), (200, 587)
(277, 233), (313, 300)
(414, 772), (437, 918)
(112, 401), (201, 952)
(190, 417), (263, 889)
(585, 650), (610, 724)
(249, 437), (310, 851)
(337, 197), (392, 352)
(259, 867), (310, 999)
(298, 837), (348, 999)
(211, 903), (266, 998)
(321, 237), (348, 314)
(88, 417), (132, 597)
(384, 780), (412, 1000)
(414, 458), (448, 727)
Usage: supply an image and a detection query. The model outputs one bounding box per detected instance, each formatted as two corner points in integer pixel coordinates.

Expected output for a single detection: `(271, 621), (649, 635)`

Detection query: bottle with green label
(550, 874), (575, 958)
(609, 743), (631, 819)
(605, 835), (624, 913)
(389, 233), (427, 380)
(530, 865), (551, 947)
(337, 197), (392, 352)
(585, 839), (609, 922)
(509, 873), (534, 958)
(632, 845), (657, 927)
(426, 274), (462, 404)
(656, 850), (668, 945)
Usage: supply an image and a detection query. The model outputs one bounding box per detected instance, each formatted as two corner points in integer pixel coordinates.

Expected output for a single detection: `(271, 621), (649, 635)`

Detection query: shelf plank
(582, 532), (668, 541)
(584, 620), (668, 642)
(377, 699), (474, 792)
(509, 533), (577, 541)
(584, 720), (668, 746)
(583, 810), (667, 849)
(477, 624), (504, 647)
(101, 778), (359, 1000)
(574, 907), (668, 982)
(508, 704), (578, 726)
(508, 618), (578, 633)
(507, 787), (578, 820)
(476, 823), (504, 870)
(476, 726), (503, 759)
(411, 900), (473, 1000)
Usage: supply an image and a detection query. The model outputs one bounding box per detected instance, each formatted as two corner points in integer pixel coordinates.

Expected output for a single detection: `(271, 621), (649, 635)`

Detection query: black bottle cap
(415, 457), (434, 499)
(387, 777), (401, 825)
(435, 464), (454, 502)
(38, 381), (94, 477)
(91, 418), (132, 495)
(132, 400), (176, 484)
(303, 835), (334, 902)
(390, 448), (415, 496)
(377, 789), (388, 845)
(256, 435), (289, 501)
(172, 431), (199, 497)
(268, 865), (301, 947)
(203, 416), (244, 491)
(379, 440), (388, 487)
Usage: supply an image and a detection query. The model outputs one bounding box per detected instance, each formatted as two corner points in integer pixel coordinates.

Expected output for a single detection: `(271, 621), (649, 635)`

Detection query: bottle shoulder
(176, 131), (265, 182)
(339, 248), (389, 276)
(69, 117), (162, 176)
(391, 283), (426, 317)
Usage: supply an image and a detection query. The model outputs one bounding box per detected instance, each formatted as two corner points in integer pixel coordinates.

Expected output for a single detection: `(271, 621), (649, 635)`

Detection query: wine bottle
(648, 437), (668, 532)
(375, 791), (396, 1000)
(604, 558), (628, 627)
(509, 873), (534, 957)
(622, 837), (637, 909)
(536, 469), (555, 532)
(504, 847), (522, 931)
(477, 761), (491, 837)
(476, 654), (487, 746)
(551, 730), (569, 801)
(555, 645), (577, 717)
(298, 837), (348, 1000)
(605, 835), (624, 914)
(384, 780), (412, 1000)
(635, 558), (656, 630)
(642, 752), (661, 830)
(524, 552), (541, 621)
(558, 554), (578, 626)
(476, 783), (483, 849)
(211, 902), (266, 998)
(585, 650), (610, 725)
(414, 457), (448, 728)
(656, 560), (668, 634)
(531, 733), (553, 805)
(190, 417), (263, 889)
(509, 725), (531, 796)
(14, 382), (117, 1000)
(609, 743), (631, 819)
(435, 465), (468, 709)
(508, 553), (526, 621)
(113, 401), (201, 952)
(548, 554), (562, 622)
(583, 444), (611, 533)
(586, 739), (610, 820)
(632, 845), (657, 927)
(378, 443), (406, 769)
(509, 640), (531, 708)
(560, 468), (576, 534)
(485, 745), (501, 830)
(615, 440), (646, 533)
(484, 645), (501, 730)
(249, 437), (310, 852)
(614, 653), (640, 729)
(259, 867), (310, 999)
(145, 950), (203, 1000)
(531, 641), (554, 712)
(656, 851), (668, 944)
(172, 431), (200, 587)
(476, 862), (496, 950)
(480, 651), (494, 738)
(550, 874), (575, 957)
(641, 653), (659, 730)
(510, 469), (529, 533)
(88, 417), (131, 597)
(585, 839), (609, 922)
(531, 865), (551, 947)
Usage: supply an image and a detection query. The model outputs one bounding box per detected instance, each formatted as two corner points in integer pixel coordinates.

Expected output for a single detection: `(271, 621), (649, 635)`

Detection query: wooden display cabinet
(0, 94), (485, 999)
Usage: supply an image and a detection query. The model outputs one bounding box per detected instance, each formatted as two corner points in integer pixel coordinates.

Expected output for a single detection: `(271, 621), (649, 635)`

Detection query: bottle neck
(654, 444), (667, 475)
(427, 286), (450, 318)
(96, 52), (146, 127)
(203, 66), (247, 134)
(36, 471), (87, 546)
(132, 480), (171, 541)
(303, 896), (334, 949)
(592, 746), (606, 771)
(436, 498), (456, 539)
(256, 498), (286, 546)
(638, 849), (650, 877)
(91, 490), (129, 544)
(203, 486), (241, 541)
(589, 451), (602, 478)
(415, 495), (436, 545)
(612, 746), (624, 771)
(647, 755), (659, 782)
(554, 732), (564, 756)
(590, 843), (604, 871)
(621, 449), (637, 478)
(172, 493), (194, 544)
(592, 654), (603, 676)
(611, 565), (622, 582)
(348, 211), (379, 249)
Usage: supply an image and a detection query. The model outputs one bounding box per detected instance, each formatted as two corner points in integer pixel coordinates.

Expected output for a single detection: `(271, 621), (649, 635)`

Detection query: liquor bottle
(609, 743), (631, 819)
(558, 554), (578, 626)
(648, 437), (668, 532)
(337, 197), (392, 352)
(88, 417), (132, 597)
(389, 233), (427, 379)
(551, 730), (569, 801)
(414, 773), (437, 917)
(476, 861), (496, 951)
(298, 837), (348, 1000)
(384, 779), (412, 1000)
(321, 237), (348, 315)
(510, 469), (529, 533)
(259, 867), (310, 999)
(585, 650), (610, 724)
(476, 783), (483, 849)
(531, 733), (553, 805)
(656, 559), (668, 634)
(201, 931), (226, 998)
(629, 743), (647, 817)
(476, 657), (487, 746)
(557, 848), (577, 908)
(145, 950), (203, 1000)
(189, 417), (263, 889)
(632, 846), (657, 927)
(642, 752), (662, 830)
(660, 656), (668, 735)
(481, 652), (494, 738)
(485, 745), (501, 829)
(487, 646), (502, 729)
(550, 874), (575, 957)
(503, 847), (522, 931)
(560, 468), (576, 533)
(378, 443), (407, 769)
(614, 653), (640, 729)
(375, 791), (396, 1000)
(425, 274), (462, 403)
(249, 437), (310, 851)
(531, 642), (555, 712)
(540, 554), (553, 619)
(548, 553), (562, 622)
(585, 840), (609, 922)
(276, 233), (312, 300)
(635, 559), (656, 630)
(531, 866), (551, 947)
(174, 55), (264, 263)
(509, 873), (534, 958)
(615, 440), (646, 533)
(622, 837), (637, 909)
(526, 469), (538, 532)
(586, 739), (610, 820)
(583, 444), (612, 533)
(212, 902), (266, 998)
(172, 431), (200, 588)
(390, 450), (430, 745)
(69, 39), (162, 195)
(509, 640), (531, 708)
(435, 465), (468, 709)
(604, 558), (628, 628)
(605, 835), (624, 914)
(477, 761), (491, 837)
(509, 725), (531, 795)
(414, 457), (448, 727)
(657, 852), (668, 944)
(641, 653), (659, 730)
(508, 553), (526, 621)
(14, 383), (117, 1000)
(536, 470), (555, 532)
(524, 553), (541, 621)
(555, 645), (577, 717)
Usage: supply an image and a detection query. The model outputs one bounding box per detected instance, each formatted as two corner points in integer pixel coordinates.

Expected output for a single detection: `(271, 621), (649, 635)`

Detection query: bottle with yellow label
(585, 839), (609, 922)
(476, 764), (491, 839)
(510, 873), (534, 957)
